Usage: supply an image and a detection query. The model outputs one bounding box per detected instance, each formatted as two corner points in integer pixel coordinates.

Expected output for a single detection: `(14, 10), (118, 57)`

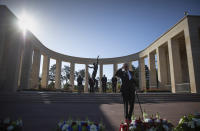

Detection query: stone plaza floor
(0, 93), (200, 131)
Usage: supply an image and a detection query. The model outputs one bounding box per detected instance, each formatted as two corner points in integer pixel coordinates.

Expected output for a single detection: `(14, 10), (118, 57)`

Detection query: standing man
(112, 76), (117, 93)
(95, 79), (98, 92)
(89, 77), (94, 93)
(77, 75), (83, 93)
(101, 75), (107, 93)
(115, 63), (136, 124)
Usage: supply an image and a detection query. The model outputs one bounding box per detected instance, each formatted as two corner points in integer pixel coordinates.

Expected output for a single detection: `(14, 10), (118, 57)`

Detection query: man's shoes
(125, 119), (129, 124)
(125, 119), (132, 125)
(128, 119), (132, 124)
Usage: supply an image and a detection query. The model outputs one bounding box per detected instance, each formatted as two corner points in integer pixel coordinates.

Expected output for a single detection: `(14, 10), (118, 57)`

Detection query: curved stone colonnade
(0, 6), (200, 93)
(19, 32), (140, 92)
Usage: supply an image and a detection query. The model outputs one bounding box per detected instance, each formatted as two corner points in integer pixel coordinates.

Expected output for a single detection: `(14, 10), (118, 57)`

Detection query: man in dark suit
(94, 79), (98, 92)
(77, 75), (83, 93)
(101, 75), (107, 93)
(112, 76), (117, 93)
(115, 63), (136, 124)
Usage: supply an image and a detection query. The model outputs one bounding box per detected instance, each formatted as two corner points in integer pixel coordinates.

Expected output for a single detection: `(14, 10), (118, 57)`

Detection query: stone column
(148, 52), (157, 88)
(84, 64), (89, 92)
(139, 58), (146, 91)
(168, 39), (182, 93)
(17, 50), (24, 88)
(20, 41), (33, 89)
(113, 63), (118, 92)
(0, 28), (24, 92)
(70, 62), (75, 91)
(55, 59), (62, 89)
(30, 49), (41, 89)
(184, 24), (200, 93)
(113, 63), (118, 76)
(157, 47), (168, 89)
(99, 64), (103, 92)
(41, 55), (50, 88)
(0, 26), (6, 69)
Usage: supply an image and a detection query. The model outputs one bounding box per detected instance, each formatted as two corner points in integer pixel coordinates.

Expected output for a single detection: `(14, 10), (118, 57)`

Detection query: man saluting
(115, 63), (136, 124)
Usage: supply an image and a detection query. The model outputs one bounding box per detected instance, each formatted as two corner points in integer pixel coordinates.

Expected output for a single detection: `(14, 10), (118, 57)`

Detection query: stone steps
(0, 91), (200, 104)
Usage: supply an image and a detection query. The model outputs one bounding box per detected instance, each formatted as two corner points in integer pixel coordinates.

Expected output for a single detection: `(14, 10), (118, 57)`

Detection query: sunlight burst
(18, 12), (37, 36)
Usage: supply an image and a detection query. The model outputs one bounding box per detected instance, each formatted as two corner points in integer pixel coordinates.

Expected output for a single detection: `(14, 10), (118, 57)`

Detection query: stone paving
(1, 100), (200, 131)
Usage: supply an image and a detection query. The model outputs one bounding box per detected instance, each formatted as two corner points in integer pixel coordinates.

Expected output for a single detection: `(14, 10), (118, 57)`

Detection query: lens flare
(18, 12), (37, 36)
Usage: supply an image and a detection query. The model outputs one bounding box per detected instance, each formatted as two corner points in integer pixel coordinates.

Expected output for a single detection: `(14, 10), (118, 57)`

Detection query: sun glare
(18, 12), (37, 36)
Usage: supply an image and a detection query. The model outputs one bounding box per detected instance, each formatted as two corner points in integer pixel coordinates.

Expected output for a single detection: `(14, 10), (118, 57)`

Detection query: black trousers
(102, 85), (106, 93)
(90, 86), (94, 92)
(122, 91), (135, 120)
(112, 84), (116, 93)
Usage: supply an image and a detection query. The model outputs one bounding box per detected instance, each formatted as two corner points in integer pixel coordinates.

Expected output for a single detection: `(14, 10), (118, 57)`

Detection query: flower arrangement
(120, 112), (173, 131)
(56, 117), (105, 131)
(0, 117), (23, 131)
(174, 113), (200, 131)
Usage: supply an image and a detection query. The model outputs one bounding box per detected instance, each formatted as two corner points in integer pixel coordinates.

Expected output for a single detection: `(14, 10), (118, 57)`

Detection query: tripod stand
(135, 90), (143, 117)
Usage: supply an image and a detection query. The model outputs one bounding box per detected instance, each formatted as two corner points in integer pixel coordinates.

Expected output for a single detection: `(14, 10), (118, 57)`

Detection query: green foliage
(81, 126), (87, 131)
(49, 64), (56, 82)
(174, 114), (200, 131)
(61, 65), (70, 83)
(145, 65), (150, 89)
(63, 83), (70, 91)
(75, 69), (85, 79)
(48, 81), (55, 89)
(72, 124), (78, 131)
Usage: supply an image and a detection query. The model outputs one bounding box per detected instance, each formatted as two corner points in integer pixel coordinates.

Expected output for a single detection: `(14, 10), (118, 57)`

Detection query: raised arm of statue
(97, 56), (99, 64)
(88, 65), (93, 68)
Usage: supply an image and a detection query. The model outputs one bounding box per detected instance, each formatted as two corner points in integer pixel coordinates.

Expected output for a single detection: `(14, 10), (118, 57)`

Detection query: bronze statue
(88, 56), (99, 81)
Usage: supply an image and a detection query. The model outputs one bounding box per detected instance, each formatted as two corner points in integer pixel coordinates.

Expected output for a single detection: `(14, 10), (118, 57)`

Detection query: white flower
(90, 124), (97, 131)
(66, 119), (72, 125)
(155, 119), (160, 123)
(163, 124), (169, 131)
(144, 118), (149, 122)
(187, 121), (195, 128)
(3, 117), (10, 124)
(61, 124), (69, 131)
(7, 125), (14, 131)
(16, 119), (23, 127)
(129, 124), (136, 130)
(144, 118), (152, 123)
(76, 120), (81, 126)
(143, 111), (148, 119)
(130, 120), (136, 126)
(178, 118), (183, 124)
(58, 121), (63, 128)
(148, 127), (156, 131)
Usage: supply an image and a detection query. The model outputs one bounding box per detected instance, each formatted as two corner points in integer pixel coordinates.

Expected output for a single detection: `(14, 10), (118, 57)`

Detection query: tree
(132, 65), (139, 88)
(75, 69), (85, 79)
(48, 64), (56, 89)
(145, 65), (149, 89)
(49, 64), (56, 82)
(131, 64), (150, 89)
(61, 65), (70, 84)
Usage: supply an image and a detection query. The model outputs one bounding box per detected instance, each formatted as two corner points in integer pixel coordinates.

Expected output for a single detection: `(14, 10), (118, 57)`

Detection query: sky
(1, 0), (200, 80)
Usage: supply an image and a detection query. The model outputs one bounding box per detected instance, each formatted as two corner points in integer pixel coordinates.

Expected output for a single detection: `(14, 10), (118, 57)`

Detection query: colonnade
(17, 16), (200, 93)
(0, 5), (200, 93)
